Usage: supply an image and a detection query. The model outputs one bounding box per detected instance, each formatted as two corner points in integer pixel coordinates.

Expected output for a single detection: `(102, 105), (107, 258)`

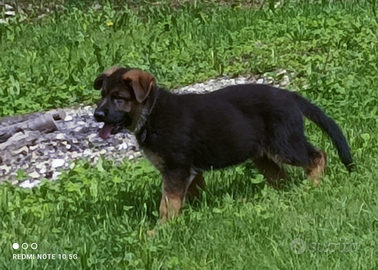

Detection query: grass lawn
(1, 0), (378, 269)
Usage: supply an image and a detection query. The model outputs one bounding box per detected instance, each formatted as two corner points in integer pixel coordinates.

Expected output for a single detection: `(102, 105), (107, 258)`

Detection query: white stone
(83, 149), (92, 157)
(0, 165), (11, 174)
(29, 171), (41, 179)
(5, 10), (15, 16)
(93, 4), (102, 9)
(64, 115), (73, 121)
(256, 79), (264, 84)
(39, 166), (47, 174)
(20, 180), (40, 189)
(21, 164), (29, 170)
(29, 145), (39, 151)
(51, 172), (61, 180)
(117, 143), (128, 150)
(36, 163), (45, 169)
(13, 146), (29, 155)
(56, 134), (65, 140)
(87, 134), (97, 140)
(51, 159), (65, 168)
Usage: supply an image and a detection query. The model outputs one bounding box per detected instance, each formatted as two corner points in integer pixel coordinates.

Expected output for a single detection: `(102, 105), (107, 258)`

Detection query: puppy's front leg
(159, 169), (193, 223)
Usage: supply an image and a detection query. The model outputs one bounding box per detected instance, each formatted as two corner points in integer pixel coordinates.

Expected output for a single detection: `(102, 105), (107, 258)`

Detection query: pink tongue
(99, 124), (115, 139)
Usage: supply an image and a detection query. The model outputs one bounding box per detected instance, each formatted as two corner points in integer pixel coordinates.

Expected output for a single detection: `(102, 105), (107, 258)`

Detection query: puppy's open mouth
(99, 123), (123, 139)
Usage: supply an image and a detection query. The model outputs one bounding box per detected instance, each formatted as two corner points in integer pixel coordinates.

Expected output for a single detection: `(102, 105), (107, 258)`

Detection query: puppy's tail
(294, 94), (354, 172)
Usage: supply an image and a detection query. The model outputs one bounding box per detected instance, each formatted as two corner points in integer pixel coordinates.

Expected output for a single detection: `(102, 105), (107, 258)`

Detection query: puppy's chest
(142, 148), (165, 173)
(137, 129), (166, 172)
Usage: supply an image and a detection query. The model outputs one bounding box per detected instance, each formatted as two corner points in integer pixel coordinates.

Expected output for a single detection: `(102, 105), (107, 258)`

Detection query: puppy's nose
(94, 111), (105, 121)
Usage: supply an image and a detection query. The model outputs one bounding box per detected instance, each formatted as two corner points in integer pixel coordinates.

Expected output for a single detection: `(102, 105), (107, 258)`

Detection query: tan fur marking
(122, 70), (155, 103)
(159, 190), (183, 224)
(126, 103), (144, 132)
(307, 150), (327, 187)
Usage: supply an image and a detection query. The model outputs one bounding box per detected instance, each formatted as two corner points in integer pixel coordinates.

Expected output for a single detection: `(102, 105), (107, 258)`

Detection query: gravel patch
(0, 72), (291, 188)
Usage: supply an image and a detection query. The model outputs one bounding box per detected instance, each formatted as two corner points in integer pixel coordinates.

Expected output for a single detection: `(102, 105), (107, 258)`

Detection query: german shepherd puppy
(93, 67), (354, 223)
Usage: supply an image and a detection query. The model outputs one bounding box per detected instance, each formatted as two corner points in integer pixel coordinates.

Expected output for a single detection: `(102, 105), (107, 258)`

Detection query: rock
(36, 163), (45, 170)
(13, 146), (29, 155)
(93, 4), (102, 10)
(280, 75), (290, 87)
(21, 164), (29, 170)
(64, 115), (73, 121)
(0, 165), (11, 174)
(73, 126), (83, 133)
(20, 180), (40, 188)
(29, 171), (41, 179)
(30, 151), (39, 161)
(117, 142), (128, 150)
(37, 164), (47, 174)
(29, 145), (39, 151)
(83, 149), (92, 157)
(256, 78), (264, 84)
(87, 133), (97, 141)
(51, 171), (61, 180)
(56, 134), (65, 140)
(51, 159), (65, 168)
(70, 152), (80, 159)
(5, 10), (15, 16)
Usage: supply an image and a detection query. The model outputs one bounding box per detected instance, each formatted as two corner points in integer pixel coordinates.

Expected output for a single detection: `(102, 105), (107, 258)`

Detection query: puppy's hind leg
(186, 172), (205, 202)
(253, 155), (287, 187)
(306, 147), (327, 187)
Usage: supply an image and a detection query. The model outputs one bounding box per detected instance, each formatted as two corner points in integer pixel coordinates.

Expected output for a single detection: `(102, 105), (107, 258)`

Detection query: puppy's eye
(112, 94), (123, 100)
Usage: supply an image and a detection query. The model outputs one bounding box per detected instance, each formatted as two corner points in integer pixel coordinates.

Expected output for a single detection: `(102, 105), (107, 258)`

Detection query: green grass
(1, 0), (378, 269)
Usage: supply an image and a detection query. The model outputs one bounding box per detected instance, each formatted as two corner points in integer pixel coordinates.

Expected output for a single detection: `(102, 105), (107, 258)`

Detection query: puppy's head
(93, 67), (155, 139)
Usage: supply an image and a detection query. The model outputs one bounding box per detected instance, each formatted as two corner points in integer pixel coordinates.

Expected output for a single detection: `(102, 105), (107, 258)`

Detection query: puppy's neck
(134, 87), (159, 134)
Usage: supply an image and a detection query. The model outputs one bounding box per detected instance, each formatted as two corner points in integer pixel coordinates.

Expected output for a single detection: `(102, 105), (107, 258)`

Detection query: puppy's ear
(122, 69), (155, 103)
(94, 74), (107, 90)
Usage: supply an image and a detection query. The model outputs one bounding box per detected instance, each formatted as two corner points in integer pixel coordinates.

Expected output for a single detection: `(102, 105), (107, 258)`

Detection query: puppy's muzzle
(94, 108), (108, 122)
